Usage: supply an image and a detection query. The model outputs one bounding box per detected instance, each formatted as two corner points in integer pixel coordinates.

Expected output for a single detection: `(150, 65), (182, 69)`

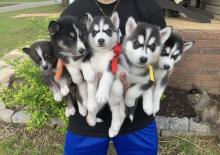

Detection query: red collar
(111, 43), (122, 74)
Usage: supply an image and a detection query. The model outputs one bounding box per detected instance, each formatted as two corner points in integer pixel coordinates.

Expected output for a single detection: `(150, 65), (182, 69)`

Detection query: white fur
(142, 87), (154, 115)
(152, 40), (194, 115)
(56, 77), (70, 96)
(111, 12), (120, 29)
(65, 58), (83, 84)
(36, 47), (52, 70)
(53, 91), (62, 102)
(85, 14), (124, 136)
(125, 17), (137, 36)
(160, 27), (172, 44)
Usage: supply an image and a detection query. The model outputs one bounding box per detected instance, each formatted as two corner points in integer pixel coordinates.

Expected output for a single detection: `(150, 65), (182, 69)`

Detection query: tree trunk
(61, 0), (69, 9)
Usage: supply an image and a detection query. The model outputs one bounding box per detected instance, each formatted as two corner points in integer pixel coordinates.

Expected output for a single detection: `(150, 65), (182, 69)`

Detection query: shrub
(0, 59), (67, 129)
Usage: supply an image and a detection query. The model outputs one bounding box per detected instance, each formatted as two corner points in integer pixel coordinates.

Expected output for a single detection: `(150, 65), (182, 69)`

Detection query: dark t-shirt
(61, 0), (166, 137)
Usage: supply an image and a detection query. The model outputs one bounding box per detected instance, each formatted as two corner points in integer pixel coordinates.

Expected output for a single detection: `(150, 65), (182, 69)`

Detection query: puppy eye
(148, 43), (156, 52)
(105, 29), (112, 35)
(161, 49), (167, 56)
(133, 40), (141, 49)
(92, 30), (98, 36)
(171, 54), (179, 60)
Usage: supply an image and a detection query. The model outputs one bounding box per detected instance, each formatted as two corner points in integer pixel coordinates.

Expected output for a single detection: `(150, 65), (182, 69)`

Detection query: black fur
(161, 73), (169, 87)
(48, 16), (92, 63)
(140, 81), (154, 90)
(89, 16), (118, 37)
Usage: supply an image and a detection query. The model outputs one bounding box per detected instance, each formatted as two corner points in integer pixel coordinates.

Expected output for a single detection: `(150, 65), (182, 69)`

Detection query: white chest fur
(155, 69), (167, 81)
(91, 50), (114, 72)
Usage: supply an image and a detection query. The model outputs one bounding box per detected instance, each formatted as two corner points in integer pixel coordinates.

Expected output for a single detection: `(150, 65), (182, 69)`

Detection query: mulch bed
(158, 86), (220, 118)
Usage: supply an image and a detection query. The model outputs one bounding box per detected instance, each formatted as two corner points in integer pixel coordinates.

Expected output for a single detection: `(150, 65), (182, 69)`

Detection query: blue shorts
(64, 120), (158, 155)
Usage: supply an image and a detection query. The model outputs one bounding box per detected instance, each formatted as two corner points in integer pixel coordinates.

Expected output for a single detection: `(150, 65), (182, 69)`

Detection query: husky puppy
(48, 16), (95, 117)
(126, 33), (194, 120)
(151, 33), (194, 115)
(96, 17), (172, 136)
(48, 16), (95, 85)
(187, 85), (220, 140)
(82, 12), (120, 130)
(23, 41), (79, 116)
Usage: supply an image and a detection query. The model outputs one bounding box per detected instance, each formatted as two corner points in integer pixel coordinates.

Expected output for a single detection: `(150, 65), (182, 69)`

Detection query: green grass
(1, 131), (220, 155)
(0, 4), (61, 57)
(159, 136), (220, 155)
(0, 136), (63, 155)
(0, 123), (64, 155)
(0, 4), (15, 7)
(0, 0), (47, 2)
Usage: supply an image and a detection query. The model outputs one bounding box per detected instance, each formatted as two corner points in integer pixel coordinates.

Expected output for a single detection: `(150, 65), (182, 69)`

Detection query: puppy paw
(108, 127), (120, 138)
(78, 106), (87, 117)
(86, 116), (96, 126)
(143, 106), (153, 116)
(72, 75), (83, 84)
(152, 104), (160, 115)
(60, 87), (70, 96)
(87, 98), (97, 112)
(83, 68), (95, 82)
(95, 89), (109, 104)
(65, 107), (76, 117)
(54, 93), (62, 102)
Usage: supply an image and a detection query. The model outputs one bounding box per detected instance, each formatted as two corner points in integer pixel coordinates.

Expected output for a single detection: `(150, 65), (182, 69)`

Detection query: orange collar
(54, 58), (65, 81)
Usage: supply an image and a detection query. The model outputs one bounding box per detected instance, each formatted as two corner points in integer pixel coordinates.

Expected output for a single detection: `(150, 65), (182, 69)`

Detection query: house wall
(168, 29), (220, 94)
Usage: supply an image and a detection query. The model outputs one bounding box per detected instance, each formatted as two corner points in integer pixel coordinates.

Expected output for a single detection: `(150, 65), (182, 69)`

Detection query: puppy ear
(48, 21), (60, 35)
(80, 13), (93, 29)
(125, 17), (137, 35)
(183, 41), (194, 52)
(160, 27), (172, 44)
(22, 47), (30, 54)
(111, 12), (120, 29)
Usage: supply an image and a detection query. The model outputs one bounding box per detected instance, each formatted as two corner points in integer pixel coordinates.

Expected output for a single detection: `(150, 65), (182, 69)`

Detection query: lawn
(0, 122), (220, 155)
(0, 4), (61, 58)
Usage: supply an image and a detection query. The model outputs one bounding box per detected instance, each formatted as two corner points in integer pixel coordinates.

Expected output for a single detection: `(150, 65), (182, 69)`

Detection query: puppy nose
(164, 64), (170, 70)
(42, 65), (48, 70)
(140, 57), (148, 63)
(98, 38), (105, 45)
(79, 48), (86, 54)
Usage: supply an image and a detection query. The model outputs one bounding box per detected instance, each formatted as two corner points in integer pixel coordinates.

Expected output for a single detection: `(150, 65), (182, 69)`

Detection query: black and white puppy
(48, 16), (95, 84)
(127, 33), (194, 120)
(82, 12), (120, 129)
(152, 33), (194, 114)
(96, 17), (172, 124)
(48, 16), (95, 117)
(23, 41), (79, 116)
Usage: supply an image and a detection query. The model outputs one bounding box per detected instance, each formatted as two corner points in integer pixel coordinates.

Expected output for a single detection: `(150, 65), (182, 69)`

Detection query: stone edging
(0, 100), (212, 137)
(156, 116), (212, 137)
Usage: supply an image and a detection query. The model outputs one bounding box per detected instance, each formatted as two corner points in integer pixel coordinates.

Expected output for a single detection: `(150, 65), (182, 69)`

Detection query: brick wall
(168, 30), (220, 95)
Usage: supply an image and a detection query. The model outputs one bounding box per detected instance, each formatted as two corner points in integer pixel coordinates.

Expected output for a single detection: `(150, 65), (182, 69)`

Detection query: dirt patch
(0, 122), (63, 142)
(12, 13), (59, 18)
